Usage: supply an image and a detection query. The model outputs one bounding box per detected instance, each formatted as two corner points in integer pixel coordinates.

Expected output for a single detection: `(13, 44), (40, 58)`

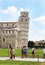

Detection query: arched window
(3, 38), (5, 42)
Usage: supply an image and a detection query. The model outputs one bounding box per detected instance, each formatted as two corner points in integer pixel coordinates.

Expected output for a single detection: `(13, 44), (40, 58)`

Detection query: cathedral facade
(0, 11), (29, 48)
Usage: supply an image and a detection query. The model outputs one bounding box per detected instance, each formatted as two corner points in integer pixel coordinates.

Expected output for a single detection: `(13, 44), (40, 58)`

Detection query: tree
(28, 40), (34, 48)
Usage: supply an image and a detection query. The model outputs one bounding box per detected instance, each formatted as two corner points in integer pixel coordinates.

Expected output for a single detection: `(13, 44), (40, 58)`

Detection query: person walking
(10, 47), (13, 59)
(12, 47), (15, 59)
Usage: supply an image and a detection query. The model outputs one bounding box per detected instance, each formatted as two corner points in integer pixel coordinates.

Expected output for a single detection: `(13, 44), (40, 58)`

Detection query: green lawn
(28, 49), (43, 58)
(0, 60), (45, 65)
(0, 48), (44, 58)
(0, 48), (44, 65)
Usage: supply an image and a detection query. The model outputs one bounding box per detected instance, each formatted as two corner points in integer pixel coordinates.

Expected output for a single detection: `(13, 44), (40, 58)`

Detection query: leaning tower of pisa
(18, 11), (29, 47)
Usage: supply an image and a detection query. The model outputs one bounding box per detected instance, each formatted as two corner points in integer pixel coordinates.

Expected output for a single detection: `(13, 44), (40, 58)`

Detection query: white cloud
(30, 22), (34, 26)
(1, 6), (25, 16)
(0, 6), (25, 21)
(37, 29), (45, 34)
(29, 29), (45, 41)
(0, 8), (1, 11)
(34, 16), (45, 25)
(1, 6), (17, 15)
(35, 29), (45, 40)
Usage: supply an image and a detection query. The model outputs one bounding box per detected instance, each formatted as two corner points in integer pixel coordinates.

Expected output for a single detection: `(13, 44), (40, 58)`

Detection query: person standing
(26, 46), (28, 57)
(32, 47), (35, 58)
(22, 46), (26, 58)
(43, 48), (45, 58)
(10, 47), (13, 59)
(21, 46), (23, 58)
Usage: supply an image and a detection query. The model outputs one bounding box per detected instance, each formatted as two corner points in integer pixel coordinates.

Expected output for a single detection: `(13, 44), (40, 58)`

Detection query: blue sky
(0, 0), (45, 41)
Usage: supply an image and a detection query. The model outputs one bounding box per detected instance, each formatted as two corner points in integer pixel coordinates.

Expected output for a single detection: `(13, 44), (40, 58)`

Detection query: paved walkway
(0, 57), (45, 62)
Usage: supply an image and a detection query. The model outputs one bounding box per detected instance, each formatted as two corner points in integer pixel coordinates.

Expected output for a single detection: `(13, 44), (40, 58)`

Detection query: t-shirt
(32, 48), (35, 54)
(26, 47), (28, 53)
(22, 48), (26, 53)
(12, 49), (15, 55)
(43, 49), (45, 54)
(32, 48), (35, 51)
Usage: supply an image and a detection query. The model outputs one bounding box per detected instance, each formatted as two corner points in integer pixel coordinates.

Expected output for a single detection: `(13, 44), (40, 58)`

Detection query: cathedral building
(0, 11), (29, 48)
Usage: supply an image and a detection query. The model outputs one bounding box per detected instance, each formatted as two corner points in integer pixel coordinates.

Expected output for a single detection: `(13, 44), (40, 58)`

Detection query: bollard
(38, 55), (39, 62)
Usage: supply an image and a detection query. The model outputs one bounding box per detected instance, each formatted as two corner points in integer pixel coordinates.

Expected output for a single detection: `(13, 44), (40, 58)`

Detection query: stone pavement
(0, 57), (45, 62)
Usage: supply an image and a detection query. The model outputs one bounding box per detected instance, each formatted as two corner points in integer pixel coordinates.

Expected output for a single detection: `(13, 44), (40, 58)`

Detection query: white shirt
(32, 48), (35, 51)
(43, 49), (45, 53)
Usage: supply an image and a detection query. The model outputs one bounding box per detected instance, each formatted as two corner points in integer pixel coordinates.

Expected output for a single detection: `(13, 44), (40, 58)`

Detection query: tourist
(22, 46), (26, 58)
(43, 48), (45, 58)
(10, 47), (13, 59)
(12, 47), (15, 59)
(25, 46), (28, 57)
(32, 47), (35, 58)
(21, 46), (23, 58)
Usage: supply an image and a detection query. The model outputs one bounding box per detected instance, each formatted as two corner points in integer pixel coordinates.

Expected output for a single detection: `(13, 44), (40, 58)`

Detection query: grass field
(0, 48), (44, 58)
(0, 48), (44, 65)
(0, 60), (45, 65)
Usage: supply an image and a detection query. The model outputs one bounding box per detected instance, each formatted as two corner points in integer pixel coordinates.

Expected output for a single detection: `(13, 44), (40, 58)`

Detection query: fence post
(38, 55), (39, 62)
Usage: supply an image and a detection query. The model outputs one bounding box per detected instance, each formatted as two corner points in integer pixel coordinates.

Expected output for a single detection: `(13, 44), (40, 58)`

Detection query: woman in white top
(32, 47), (35, 58)
(43, 48), (45, 58)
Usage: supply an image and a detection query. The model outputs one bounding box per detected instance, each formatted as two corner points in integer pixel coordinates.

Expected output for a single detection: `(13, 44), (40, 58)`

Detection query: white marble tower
(18, 11), (29, 47)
